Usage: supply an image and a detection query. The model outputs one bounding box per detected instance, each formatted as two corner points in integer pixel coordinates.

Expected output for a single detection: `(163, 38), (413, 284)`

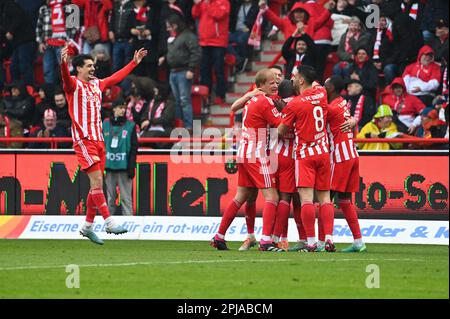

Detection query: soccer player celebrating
(278, 65), (335, 252)
(60, 45), (148, 245)
(211, 69), (284, 252)
(324, 76), (366, 252)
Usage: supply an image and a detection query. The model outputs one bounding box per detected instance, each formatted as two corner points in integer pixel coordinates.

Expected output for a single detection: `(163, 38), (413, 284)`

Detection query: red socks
(245, 202), (256, 234)
(85, 192), (97, 223)
(262, 200), (278, 237)
(273, 200), (290, 237)
(339, 200), (362, 239)
(293, 203), (306, 241)
(90, 188), (111, 220)
(319, 203), (335, 239)
(218, 199), (243, 235)
(301, 202), (316, 238)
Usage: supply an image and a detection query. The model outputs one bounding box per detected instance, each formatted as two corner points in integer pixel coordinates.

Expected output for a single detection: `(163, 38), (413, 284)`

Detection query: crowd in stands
(0, 0), (448, 150)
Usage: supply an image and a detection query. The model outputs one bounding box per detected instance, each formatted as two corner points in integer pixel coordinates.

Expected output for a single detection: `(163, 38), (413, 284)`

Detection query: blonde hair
(255, 69), (275, 88)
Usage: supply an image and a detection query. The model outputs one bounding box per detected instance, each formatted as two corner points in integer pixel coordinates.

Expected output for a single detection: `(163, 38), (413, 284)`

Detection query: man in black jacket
(163, 14), (201, 132)
(228, 0), (259, 72)
(0, 81), (34, 133)
(345, 79), (376, 131)
(109, 0), (135, 72)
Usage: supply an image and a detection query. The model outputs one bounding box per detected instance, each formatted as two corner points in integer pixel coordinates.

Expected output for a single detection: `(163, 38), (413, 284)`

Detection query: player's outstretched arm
(60, 45), (76, 93)
(230, 88), (264, 112)
(100, 48), (148, 91)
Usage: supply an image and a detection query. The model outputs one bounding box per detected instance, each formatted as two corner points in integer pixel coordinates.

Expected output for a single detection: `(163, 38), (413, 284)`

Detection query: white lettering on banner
(2, 216), (447, 245)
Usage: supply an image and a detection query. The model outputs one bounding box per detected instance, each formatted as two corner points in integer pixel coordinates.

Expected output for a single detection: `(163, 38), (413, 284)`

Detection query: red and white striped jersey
(282, 83), (330, 159)
(270, 129), (295, 159)
(237, 94), (282, 160)
(326, 96), (359, 164)
(61, 60), (137, 142)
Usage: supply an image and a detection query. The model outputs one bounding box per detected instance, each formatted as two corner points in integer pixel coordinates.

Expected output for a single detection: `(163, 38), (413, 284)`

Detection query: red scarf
(48, 0), (67, 47)
(349, 95), (365, 124)
(373, 19), (393, 60)
(248, 9), (265, 49)
(443, 66), (448, 96)
(169, 3), (184, 16)
(127, 99), (145, 121)
(402, 2), (419, 20)
(345, 30), (360, 54)
(135, 6), (149, 23)
(148, 99), (165, 120)
(393, 94), (405, 113)
(1, 114), (10, 138)
(291, 54), (305, 79)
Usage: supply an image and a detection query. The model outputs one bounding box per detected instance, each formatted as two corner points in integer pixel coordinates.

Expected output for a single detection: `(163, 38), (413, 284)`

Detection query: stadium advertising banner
(0, 216), (448, 244)
(0, 152), (448, 219)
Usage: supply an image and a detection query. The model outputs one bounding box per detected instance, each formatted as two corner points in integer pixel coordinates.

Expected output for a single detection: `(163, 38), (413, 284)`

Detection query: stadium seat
(191, 84), (209, 117)
(324, 52), (339, 80)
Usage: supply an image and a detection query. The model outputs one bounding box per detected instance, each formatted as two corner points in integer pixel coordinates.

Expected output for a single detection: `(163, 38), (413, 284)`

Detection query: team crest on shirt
(122, 131), (128, 138)
(92, 156), (100, 161)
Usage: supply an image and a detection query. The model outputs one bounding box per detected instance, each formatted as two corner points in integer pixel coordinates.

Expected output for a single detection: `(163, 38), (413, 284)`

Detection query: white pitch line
(0, 257), (428, 271)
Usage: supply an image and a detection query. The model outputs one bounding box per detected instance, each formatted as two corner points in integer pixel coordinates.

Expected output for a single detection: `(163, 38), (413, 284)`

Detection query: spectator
(382, 77), (425, 130)
(126, 82), (147, 128)
(29, 108), (70, 148)
(103, 98), (138, 216)
(402, 45), (442, 106)
(420, 0), (448, 44)
(259, 0), (315, 40)
(429, 18), (449, 64)
(391, 12), (424, 74)
(282, 31), (317, 79)
(109, 0), (134, 72)
(91, 43), (112, 79)
(158, 0), (188, 77)
(53, 90), (72, 133)
(36, 0), (79, 85)
(371, 15), (397, 85)
(344, 47), (378, 98)
(192, 0), (230, 105)
(0, 81), (35, 139)
(228, 0), (259, 73)
(73, 0), (113, 54)
(329, 0), (364, 48)
(409, 106), (447, 149)
(345, 79), (376, 130)
(163, 14), (201, 131)
(260, 0), (333, 78)
(356, 104), (403, 150)
(127, 0), (159, 79)
(333, 16), (371, 78)
(1, 0), (35, 85)
(32, 84), (55, 127)
(140, 83), (175, 149)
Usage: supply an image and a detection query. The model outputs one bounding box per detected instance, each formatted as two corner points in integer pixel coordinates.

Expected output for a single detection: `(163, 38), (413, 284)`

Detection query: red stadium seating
(191, 84), (209, 118)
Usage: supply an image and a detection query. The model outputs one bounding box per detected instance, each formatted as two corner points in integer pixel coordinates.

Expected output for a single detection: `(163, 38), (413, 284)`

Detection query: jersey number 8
(313, 106), (324, 132)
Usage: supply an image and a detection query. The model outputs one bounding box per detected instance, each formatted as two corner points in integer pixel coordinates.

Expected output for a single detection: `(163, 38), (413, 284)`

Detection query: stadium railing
(0, 137), (448, 149)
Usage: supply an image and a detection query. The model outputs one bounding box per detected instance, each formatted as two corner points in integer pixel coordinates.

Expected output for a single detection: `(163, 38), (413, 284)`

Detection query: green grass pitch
(0, 240), (448, 299)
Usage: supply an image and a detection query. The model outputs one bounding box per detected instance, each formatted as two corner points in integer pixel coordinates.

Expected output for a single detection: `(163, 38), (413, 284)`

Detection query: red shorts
(238, 159), (277, 189)
(73, 139), (106, 172)
(295, 153), (331, 190)
(331, 158), (360, 193)
(276, 155), (296, 193)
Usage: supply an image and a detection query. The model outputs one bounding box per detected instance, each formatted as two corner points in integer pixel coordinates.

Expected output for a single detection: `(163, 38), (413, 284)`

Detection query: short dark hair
(296, 65), (317, 85)
(328, 76), (345, 93)
(72, 54), (94, 71)
(166, 14), (186, 33)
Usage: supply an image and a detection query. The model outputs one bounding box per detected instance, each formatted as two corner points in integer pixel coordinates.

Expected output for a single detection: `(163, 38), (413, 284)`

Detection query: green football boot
(80, 228), (104, 245)
(342, 243), (367, 253)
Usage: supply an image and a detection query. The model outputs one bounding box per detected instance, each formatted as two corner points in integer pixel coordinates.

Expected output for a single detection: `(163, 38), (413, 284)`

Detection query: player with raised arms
(60, 45), (147, 245)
